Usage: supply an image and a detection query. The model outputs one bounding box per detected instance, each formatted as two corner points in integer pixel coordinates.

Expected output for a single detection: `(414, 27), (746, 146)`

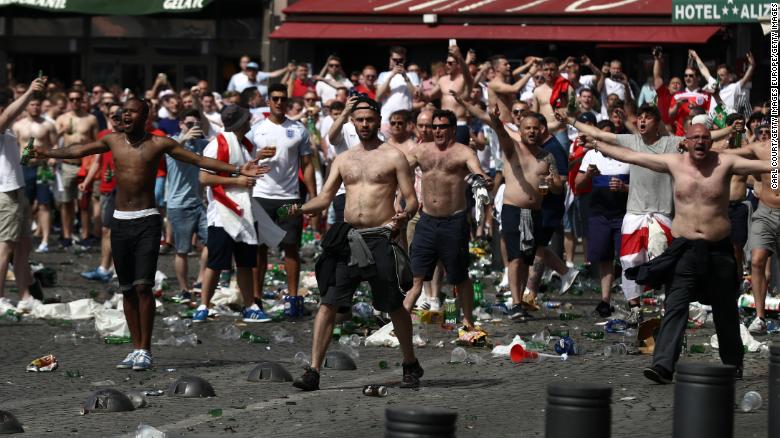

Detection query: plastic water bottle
(450, 347), (467, 363)
(740, 391), (762, 412)
(604, 343), (628, 356)
(294, 352), (310, 368)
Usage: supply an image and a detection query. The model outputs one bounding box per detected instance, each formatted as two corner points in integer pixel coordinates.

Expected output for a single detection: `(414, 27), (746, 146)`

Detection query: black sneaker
(172, 290), (192, 304)
(509, 305), (532, 322)
(643, 365), (673, 384)
(293, 367), (320, 391)
(595, 300), (613, 318)
(400, 359), (424, 388)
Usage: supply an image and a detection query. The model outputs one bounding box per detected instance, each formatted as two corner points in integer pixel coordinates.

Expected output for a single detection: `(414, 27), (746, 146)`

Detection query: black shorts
(501, 204), (543, 265)
(410, 211), (469, 285)
(110, 214), (162, 292)
(728, 201), (748, 248)
(321, 234), (405, 313)
(206, 226), (257, 271)
(255, 197), (303, 247)
(333, 193), (346, 224)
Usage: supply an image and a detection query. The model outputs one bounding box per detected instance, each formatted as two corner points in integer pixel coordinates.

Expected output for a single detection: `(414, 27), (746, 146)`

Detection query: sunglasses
(512, 109), (524, 115)
(534, 76), (544, 81)
(432, 124), (450, 130)
(391, 58), (405, 63)
(389, 121), (405, 126)
(446, 61), (455, 65)
(758, 129), (770, 134)
(270, 96), (288, 103)
(685, 136), (712, 142)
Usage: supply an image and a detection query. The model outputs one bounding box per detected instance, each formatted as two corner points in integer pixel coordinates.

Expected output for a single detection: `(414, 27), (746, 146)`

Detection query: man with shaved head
(589, 123), (776, 384)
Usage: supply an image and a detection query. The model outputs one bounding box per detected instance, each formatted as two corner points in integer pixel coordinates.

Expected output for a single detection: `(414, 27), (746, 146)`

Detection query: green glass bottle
(20, 137), (34, 165)
(472, 279), (483, 307)
(104, 336), (132, 344)
(277, 203), (301, 220)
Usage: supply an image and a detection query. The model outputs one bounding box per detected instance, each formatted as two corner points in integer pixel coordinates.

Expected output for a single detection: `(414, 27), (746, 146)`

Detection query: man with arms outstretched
(591, 124), (774, 383)
(288, 97), (423, 391)
(35, 98), (267, 371)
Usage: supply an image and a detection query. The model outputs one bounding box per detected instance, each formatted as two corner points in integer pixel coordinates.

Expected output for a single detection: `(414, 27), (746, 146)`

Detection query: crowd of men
(0, 43), (774, 388)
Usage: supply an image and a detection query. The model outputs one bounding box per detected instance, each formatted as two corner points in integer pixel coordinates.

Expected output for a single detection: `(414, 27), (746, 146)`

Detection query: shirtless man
(711, 114), (749, 283)
(402, 109), (492, 330)
(720, 138), (780, 335)
(12, 96), (58, 252)
(426, 45), (474, 144)
(532, 57), (571, 134)
(55, 89), (99, 246)
(35, 98), (267, 371)
(288, 97), (422, 391)
(386, 109), (417, 158)
(591, 124), (774, 383)
(488, 55), (537, 124)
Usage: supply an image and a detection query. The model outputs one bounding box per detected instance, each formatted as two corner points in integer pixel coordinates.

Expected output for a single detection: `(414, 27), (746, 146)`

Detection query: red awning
(283, 0), (671, 16)
(270, 23), (721, 44)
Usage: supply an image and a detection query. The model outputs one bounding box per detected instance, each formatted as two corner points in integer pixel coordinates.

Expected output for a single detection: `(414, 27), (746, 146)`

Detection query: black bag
(390, 242), (413, 292)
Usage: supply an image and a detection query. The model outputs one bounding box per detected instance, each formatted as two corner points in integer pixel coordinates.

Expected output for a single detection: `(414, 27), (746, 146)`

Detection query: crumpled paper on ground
(30, 298), (101, 320)
(711, 324), (765, 352)
(364, 322), (399, 348)
(211, 286), (242, 307)
(94, 309), (130, 337)
(491, 335), (526, 357)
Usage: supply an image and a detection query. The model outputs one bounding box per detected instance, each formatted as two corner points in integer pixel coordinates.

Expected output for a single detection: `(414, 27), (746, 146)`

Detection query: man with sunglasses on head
(54, 89), (99, 248)
(402, 109), (493, 331)
(425, 44), (474, 145)
(251, 83), (317, 310)
(35, 97), (269, 371)
(287, 96), (422, 391)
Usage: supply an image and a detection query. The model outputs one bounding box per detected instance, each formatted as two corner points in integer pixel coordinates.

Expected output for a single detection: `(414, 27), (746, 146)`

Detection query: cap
(353, 95), (380, 115)
(577, 112), (597, 125)
(158, 89), (175, 100)
(221, 105), (251, 132)
(246, 62), (259, 70)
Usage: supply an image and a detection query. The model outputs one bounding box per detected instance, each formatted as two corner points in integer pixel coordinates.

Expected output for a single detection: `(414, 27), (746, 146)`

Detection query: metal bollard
(385, 406), (457, 438)
(546, 383), (612, 438)
(673, 362), (735, 438)
(770, 345), (780, 438)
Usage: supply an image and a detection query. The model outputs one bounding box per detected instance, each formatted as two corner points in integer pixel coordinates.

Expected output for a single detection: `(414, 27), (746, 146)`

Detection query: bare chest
(674, 170), (726, 202)
(341, 154), (396, 185)
(418, 149), (464, 175)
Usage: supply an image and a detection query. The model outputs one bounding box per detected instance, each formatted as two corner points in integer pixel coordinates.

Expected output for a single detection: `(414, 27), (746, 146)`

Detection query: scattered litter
(26, 354), (58, 372)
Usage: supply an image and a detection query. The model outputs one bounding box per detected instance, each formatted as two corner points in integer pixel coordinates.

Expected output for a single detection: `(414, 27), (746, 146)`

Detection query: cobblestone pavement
(0, 247), (771, 437)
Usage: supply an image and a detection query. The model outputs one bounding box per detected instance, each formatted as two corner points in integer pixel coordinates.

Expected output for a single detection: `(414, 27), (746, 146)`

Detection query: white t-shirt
(706, 80), (743, 112)
(202, 135), (253, 229)
(580, 150), (630, 178)
(562, 73), (597, 96)
(377, 71), (420, 124)
(0, 130), (24, 192)
(204, 111), (223, 131)
(315, 74), (353, 104)
(228, 72), (272, 96)
(600, 77), (632, 118)
(251, 118), (312, 199)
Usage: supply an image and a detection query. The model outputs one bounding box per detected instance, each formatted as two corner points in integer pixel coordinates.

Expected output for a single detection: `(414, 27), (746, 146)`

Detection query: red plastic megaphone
(510, 344), (540, 363)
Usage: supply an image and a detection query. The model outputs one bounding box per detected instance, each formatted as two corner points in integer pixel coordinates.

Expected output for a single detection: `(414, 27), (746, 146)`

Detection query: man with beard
(590, 124), (774, 383)
(556, 105), (734, 326)
(34, 98), (268, 371)
(287, 97), (422, 391)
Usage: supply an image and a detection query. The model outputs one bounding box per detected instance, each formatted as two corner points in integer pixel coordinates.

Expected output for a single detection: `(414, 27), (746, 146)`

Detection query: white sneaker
(35, 242), (49, 253)
(748, 316), (767, 335)
(559, 268), (580, 295)
(565, 261), (575, 269)
(16, 297), (41, 313)
(426, 297), (441, 312)
(498, 267), (509, 289)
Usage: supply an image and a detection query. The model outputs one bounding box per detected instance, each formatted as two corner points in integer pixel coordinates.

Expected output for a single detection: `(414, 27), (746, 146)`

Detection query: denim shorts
(168, 204), (208, 254)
